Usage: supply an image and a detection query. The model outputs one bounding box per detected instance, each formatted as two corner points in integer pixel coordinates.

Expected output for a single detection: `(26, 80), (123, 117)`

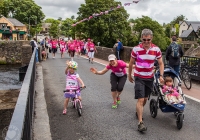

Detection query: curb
(33, 64), (52, 140)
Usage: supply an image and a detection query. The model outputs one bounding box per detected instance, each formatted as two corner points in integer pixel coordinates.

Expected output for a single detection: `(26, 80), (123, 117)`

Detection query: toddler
(63, 61), (85, 114)
(162, 76), (185, 104)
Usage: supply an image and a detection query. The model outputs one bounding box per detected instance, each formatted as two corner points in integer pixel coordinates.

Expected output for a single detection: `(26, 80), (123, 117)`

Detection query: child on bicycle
(63, 61), (85, 115)
(162, 76), (185, 104)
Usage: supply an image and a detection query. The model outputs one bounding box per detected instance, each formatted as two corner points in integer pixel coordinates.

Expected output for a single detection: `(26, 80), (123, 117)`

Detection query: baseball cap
(108, 54), (116, 61)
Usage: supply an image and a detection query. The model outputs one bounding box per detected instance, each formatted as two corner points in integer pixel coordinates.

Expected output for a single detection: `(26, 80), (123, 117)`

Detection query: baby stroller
(150, 65), (186, 130)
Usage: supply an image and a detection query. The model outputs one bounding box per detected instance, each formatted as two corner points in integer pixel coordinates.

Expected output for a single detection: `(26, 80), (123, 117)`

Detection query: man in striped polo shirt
(128, 29), (164, 132)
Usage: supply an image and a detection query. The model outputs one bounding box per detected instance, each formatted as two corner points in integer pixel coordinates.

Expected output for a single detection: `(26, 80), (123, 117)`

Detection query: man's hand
(159, 76), (164, 84)
(129, 75), (134, 83)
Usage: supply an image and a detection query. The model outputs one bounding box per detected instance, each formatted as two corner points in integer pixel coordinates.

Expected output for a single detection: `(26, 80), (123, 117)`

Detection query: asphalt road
(42, 53), (200, 140)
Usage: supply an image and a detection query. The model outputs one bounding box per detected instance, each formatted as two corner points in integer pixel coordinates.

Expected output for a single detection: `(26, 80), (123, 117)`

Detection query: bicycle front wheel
(76, 100), (82, 116)
(181, 69), (192, 90)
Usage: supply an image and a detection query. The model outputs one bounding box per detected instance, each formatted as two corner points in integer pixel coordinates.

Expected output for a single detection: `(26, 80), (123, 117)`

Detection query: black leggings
(110, 73), (127, 92)
(69, 50), (75, 57)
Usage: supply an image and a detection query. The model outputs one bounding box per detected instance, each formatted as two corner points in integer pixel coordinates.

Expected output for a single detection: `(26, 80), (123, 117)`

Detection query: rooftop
(7, 18), (25, 26)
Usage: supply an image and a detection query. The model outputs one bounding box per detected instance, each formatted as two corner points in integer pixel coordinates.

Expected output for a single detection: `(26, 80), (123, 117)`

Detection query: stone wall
(95, 46), (133, 62)
(0, 41), (31, 65)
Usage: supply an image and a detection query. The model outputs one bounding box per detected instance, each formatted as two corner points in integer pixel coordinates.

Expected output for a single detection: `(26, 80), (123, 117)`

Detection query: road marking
(80, 55), (200, 103)
(184, 95), (200, 103)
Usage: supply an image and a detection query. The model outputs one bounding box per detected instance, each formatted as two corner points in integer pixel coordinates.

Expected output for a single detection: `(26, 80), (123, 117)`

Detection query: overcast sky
(34, 0), (200, 24)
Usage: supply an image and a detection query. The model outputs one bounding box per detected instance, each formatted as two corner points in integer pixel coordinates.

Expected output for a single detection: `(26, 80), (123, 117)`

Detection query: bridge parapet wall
(0, 41), (31, 65)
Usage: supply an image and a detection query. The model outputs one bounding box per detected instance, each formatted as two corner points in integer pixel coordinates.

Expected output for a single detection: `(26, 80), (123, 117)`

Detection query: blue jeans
(116, 51), (120, 60)
(169, 64), (180, 76)
(35, 49), (39, 62)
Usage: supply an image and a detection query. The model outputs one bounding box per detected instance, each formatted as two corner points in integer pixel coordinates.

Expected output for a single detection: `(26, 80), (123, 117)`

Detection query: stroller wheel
(149, 99), (158, 118)
(176, 113), (184, 130)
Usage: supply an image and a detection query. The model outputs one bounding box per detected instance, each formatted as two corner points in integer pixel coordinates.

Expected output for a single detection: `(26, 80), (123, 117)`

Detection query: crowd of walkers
(31, 37), (99, 63)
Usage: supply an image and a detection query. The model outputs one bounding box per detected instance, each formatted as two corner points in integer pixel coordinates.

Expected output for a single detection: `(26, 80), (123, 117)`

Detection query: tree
(76, 0), (132, 47)
(133, 16), (168, 50)
(58, 17), (62, 21)
(45, 18), (57, 23)
(48, 19), (60, 38)
(71, 15), (75, 20)
(170, 15), (187, 27)
(60, 18), (75, 38)
(2, 0), (45, 25)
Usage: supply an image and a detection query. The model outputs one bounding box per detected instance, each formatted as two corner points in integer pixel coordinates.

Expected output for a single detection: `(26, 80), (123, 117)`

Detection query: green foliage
(0, 0), (45, 25)
(170, 15), (187, 27)
(164, 24), (171, 38)
(45, 18), (57, 23)
(133, 16), (168, 50)
(60, 18), (75, 38)
(49, 20), (60, 38)
(76, 0), (131, 47)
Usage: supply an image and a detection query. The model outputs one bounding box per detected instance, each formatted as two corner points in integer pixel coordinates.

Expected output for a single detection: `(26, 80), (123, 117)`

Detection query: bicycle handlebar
(63, 86), (86, 93)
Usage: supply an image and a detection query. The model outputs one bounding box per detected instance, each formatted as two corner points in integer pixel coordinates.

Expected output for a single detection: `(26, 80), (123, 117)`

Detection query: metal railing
(5, 48), (36, 140)
(162, 53), (200, 81)
(181, 56), (200, 80)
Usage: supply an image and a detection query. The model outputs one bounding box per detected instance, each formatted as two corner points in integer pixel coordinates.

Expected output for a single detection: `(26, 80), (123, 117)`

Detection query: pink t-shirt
(60, 41), (66, 48)
(106, 60), (127, 77)
(51, 41), (57, 48)
(88, 42), (95, 51)
(69, 43), (75, 50)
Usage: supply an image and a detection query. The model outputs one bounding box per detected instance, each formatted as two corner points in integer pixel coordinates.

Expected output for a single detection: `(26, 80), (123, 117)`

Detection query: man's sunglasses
(142, 39), (151, 42)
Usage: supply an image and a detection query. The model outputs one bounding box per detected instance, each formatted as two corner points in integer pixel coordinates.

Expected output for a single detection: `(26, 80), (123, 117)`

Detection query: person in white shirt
(33, 38), (39, 63)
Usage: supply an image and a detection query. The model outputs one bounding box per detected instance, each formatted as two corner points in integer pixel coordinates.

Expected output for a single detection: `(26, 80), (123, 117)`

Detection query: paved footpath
(35, 53), (200, 140)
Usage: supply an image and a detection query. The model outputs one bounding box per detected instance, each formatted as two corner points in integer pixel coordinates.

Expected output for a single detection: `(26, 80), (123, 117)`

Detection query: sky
(34, 0), (200, 24)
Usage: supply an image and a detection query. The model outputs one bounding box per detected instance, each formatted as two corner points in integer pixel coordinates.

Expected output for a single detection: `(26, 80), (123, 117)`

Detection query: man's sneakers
(117, 96), (121, 104)
(112, 102), (117, 109)
(138, 121), (147, 132)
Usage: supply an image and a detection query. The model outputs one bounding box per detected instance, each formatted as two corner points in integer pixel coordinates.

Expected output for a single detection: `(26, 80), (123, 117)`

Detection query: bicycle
(180, 61), (192, 90)
(63, 86), (86, 116)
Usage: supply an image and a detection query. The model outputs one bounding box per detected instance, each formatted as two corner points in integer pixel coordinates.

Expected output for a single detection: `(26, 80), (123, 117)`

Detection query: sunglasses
(142, 39), (151, 42)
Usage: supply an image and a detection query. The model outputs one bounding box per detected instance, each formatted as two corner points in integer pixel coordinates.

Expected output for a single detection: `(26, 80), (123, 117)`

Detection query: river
(0, 65), (22, 90)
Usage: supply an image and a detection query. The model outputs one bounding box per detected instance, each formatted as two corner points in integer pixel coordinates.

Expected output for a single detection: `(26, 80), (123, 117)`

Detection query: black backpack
(120, 43), (124, 51)
(170, 42), (180, 58)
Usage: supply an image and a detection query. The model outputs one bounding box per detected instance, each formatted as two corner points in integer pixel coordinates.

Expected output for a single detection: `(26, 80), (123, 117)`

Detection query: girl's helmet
(68, 61), (78, 70)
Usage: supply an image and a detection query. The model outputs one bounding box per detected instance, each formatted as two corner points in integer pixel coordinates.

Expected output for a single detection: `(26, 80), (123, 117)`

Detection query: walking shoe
(138, 121), (147, 132)
(117, 96), (121, 104)
(89, 59), (90, 62)
(63, 109), (67, 115)
(112, 102), (117, 109)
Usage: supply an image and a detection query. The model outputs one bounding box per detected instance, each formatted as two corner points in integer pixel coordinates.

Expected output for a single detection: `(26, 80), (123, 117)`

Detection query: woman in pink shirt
(75, 38), (81, 58)
(50, 38), (58, 58)
(87, 39), (97, 63)
(90, 54), (135, 109)
(68, 40), (76, 61)
(60, 39), (66, 58)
